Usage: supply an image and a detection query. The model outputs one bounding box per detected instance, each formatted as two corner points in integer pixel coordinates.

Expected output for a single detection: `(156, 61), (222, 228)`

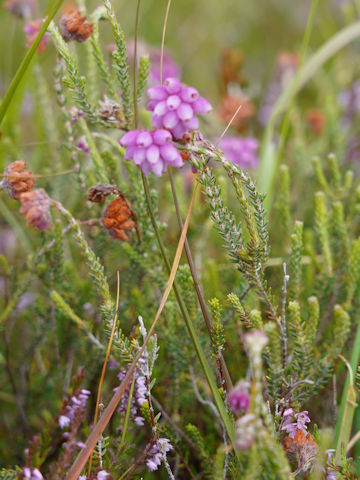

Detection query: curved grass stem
(259, 16), (360, 209)
(167, 166), (233, 392)
(0, 0), (65, 127)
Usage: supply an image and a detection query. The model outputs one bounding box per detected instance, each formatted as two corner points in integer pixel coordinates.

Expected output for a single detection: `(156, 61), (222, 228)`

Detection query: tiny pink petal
(183, 115), (199, 130)
(177, 103), (193, 121)
(193, 97), (212, 114)
(171, 122), (187, 139)
(163, 111), (178, 129)
(141, 160), (152, 176)
(154, 100), (168, 116)
(152, 158), (164, 176)
(133, 147), (146, 165)
(152, 115), (163, 128)
(124, 145), (136, 160)
(160, 144), (182, 164)
(136, 131), (153, 148)
(153, 129), (172, 145)
(147, 85), (167, 100)
(164, 77), (182, 94)
(120, 130), (139, 146)
(167, 95), (181, 110)
(146, 145), (160, 165)
(146, 100), (157, 111)
(181, 87), (199, 103)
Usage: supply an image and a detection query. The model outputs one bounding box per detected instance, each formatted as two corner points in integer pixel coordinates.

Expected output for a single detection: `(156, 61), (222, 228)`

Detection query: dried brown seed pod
(1, 161), (35, 199)
(102, 194), (137, 241)
(306, 109), (325, 135)
(59, 5), (93, 43)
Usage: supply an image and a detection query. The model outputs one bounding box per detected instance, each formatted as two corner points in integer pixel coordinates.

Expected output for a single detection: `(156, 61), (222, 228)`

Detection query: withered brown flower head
(306, 109), (325, 135)
(87, 184), (120, 203)
(1, 161), (35, 199)
(19, 189), (52, 231)
(283, 430), (318, 473)
(59, 5), (93, 43)
(218, 95), (255, 132)
(219, 47), (246, 95)
(102, 194), (137, 241)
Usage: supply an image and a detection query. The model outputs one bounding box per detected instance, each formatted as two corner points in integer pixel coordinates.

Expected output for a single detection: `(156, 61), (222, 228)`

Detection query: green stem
(167, 167), (233, 392)
(274, 0), (319, 186)
(141, 172), (237, 454)
(119, 375), (136, 451)
(0, 0), (65, 127)
(334, 323), (360, 460)
(133, 0), (236, 454)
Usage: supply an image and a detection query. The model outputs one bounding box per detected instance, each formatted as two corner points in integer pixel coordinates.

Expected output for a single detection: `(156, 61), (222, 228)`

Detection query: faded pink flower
(19, 189), (52, 231)
(24, 19), (48, 52)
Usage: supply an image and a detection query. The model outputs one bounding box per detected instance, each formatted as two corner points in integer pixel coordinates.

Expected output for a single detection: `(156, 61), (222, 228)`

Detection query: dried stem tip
(102, 194), (137, 241)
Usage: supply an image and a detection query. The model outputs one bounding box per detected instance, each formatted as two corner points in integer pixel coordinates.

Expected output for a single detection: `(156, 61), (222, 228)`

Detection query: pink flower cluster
(120, 76), (211, 176)
(228, 380), (250, 415)
(23, 468), (43, 480)
(58, 389), (91, 429)
(116, 369), (146, 426)
(281, 408), (310, 438)
(120, 128), (183, 176)
(219, 136), (259, 169)
(147, 77), (212, 139)
(78, 471), (110, 480)
(325, 449), (337, 480)
(145, 438), (173, 472)
(24, 19), (48, 52)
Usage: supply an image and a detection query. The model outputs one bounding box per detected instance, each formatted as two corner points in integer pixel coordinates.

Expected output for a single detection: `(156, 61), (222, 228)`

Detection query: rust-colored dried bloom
(59, 5), (93, 43)
(19, 189), (52, 231)
(306, 109), (325, 135)
(87, 184), (120, 203)
(283, 430), (318, 473)
(219, 47), (246, 94)
(1, 161), (35, 199)
(217, 95), (255, 131)
(102, 195), (137, 241)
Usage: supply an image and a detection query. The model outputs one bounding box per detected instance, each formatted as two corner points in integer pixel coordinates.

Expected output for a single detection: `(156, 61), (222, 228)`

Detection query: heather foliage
(1, 1), (360, 479)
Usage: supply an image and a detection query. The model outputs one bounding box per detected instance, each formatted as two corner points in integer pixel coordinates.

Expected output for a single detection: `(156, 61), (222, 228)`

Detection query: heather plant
(2, 0), (360, 479)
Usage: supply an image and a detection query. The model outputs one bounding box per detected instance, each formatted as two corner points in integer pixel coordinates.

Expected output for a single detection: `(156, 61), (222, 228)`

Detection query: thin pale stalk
(141, 173), (237, 452)
(334, 330), (360, 459)
(167, 167), (232, 391)
(65, 173), (215, 480)
(160, 0), (172, 84)
(119, 375), (136, 451)
(88, 272), (120, 475)
(274, 0), (319, 178)
(132, 0), (141, 127)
